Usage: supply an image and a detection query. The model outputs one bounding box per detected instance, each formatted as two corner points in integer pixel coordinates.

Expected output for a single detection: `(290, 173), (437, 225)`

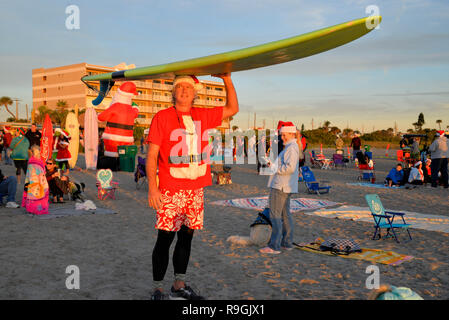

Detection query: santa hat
(279, 121), (297, 134)
(4, 126), (11, 132)
(111, 81), (138, 106)
(437, 130), (445, 136)
(59, 129), (71, 139)
(173, 75), (203, 91)
(414, 161), (422, 167)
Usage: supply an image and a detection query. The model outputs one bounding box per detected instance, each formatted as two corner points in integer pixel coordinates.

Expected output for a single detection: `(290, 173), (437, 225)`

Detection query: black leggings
(152, 225), (194, 282)
(14, 160), (28, 176)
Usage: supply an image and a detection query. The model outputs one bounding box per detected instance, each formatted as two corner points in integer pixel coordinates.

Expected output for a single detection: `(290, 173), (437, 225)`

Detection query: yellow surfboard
(65, 112), (80, 169)
(82, 16), (382, 105)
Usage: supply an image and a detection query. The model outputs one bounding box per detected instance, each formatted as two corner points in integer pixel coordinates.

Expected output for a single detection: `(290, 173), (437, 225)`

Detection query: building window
(153, 80), (161, 84)
(165, 81), (173, 85)
(42, 88), (46, 94)
(215, 87), (223, 91)
(43, 76), (47, 81)
(43, 100), (47, 105)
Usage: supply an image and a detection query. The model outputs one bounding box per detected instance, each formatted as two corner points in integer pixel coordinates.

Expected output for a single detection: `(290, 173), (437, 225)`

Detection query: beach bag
(319, 238), (362, 255)
(250, 208), (272, 227)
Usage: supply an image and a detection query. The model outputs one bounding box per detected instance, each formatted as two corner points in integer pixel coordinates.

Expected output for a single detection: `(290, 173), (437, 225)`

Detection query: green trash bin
(118, 145), (138, 172)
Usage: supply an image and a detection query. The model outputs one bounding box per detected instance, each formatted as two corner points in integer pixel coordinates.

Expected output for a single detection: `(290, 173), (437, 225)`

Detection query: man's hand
(148, 188), (163, 210)
(212, 73), (231, 81)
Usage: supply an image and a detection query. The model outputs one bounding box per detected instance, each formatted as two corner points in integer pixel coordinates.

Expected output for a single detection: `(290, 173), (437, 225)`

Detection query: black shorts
(14, 160), (28, 175)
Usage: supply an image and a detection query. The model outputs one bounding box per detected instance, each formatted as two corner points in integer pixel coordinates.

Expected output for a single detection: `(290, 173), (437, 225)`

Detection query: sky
(0, 0), (448, 132)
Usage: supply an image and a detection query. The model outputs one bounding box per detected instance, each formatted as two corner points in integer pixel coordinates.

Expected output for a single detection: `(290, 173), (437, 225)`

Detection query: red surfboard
(40, 114), (53, 162)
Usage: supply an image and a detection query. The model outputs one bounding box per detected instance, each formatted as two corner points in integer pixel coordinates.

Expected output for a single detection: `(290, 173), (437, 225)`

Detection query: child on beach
(260, 122), (299, 255)
(408, 161), (425, 186)
(55, 129), (71, 174)
(385, 163), (404, 187)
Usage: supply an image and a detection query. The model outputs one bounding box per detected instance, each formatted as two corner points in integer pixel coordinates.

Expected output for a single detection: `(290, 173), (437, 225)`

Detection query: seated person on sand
(0, 169), (20, 208)
(385, 163), (404, 187)
(423, 158), (432, 183)
(357, 153), (373, 170)
(45, 159), (70, 203)
(408, 161), (424, 186)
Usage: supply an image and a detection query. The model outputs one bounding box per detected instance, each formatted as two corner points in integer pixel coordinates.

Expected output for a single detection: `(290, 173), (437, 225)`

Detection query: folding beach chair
(309, 151), (323, 169)
(332, 153), (346, 169)
(96, 169), (119, 200)
(134, 156), (147, 190)
(301, 166), (331, 195)
(365, 194), (412, 243)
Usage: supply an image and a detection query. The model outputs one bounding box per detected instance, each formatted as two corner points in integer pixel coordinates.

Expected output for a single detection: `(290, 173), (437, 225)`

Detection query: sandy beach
(1, 148), (448, 300)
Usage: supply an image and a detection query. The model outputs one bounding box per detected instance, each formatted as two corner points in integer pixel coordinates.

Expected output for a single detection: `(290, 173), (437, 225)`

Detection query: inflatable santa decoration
(98, 81), (139, 157)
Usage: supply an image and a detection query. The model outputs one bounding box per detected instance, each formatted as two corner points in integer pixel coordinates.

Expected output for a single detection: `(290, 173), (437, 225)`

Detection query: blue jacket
(386, 168), (404, 184)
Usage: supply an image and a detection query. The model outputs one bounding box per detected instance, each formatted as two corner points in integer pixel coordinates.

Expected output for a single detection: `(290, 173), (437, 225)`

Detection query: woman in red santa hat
(98, 81), (139, 164)
(55, 129), (71, 174)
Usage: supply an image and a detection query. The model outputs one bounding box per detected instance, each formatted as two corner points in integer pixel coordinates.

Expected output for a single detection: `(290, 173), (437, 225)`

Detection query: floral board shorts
(156, 188), (204, 231)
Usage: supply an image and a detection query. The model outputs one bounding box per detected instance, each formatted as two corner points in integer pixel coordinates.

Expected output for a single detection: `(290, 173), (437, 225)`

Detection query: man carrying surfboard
(146, 73), (238, 300)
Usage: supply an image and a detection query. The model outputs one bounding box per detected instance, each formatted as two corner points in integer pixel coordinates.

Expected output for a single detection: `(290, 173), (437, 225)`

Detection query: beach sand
(0, 148), (448, 300)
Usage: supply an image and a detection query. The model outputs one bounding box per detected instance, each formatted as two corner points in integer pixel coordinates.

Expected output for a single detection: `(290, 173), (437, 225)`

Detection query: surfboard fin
(92, 80), (115, 106)
(81, 77), (115, 106)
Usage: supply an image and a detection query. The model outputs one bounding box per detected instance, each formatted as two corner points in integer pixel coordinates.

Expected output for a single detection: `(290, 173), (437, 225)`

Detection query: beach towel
(347, 182), (404, 189)
(294, 238), (413, 266)
(22, 157), (49, 215)
(306, 205), (449, 234)
(31, 205), (117, 219)
(211, 196), (339, 212)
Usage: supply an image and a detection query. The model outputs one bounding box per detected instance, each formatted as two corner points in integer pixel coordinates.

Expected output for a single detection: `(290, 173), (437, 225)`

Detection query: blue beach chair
(365, 194), (412, 243)
(301, 166), (331, 195)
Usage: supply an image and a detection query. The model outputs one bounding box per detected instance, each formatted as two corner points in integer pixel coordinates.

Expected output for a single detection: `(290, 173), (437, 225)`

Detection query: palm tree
(436, 119), (442, 130)
(0, 96), (16, 119)
(53, 100), (69, 126)
(323, 120), (331, 131)
(35, 105), (53, 124)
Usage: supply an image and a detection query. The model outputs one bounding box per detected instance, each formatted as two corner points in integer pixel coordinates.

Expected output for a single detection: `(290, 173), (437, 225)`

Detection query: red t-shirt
(148, 106), (223, 191)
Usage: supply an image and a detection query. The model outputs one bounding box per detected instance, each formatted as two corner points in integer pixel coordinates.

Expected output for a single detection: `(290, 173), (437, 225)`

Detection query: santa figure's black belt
(169, 153), (208, 164)
(107, 122), (134, 130)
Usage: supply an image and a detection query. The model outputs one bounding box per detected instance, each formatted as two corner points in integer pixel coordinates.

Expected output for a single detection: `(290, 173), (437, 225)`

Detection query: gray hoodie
(429, 136), (448, 159)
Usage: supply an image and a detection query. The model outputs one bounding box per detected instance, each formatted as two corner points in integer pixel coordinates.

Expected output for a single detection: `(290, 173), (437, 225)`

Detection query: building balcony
(137, 106), (153, 113)
(134, 80), (152, 88)
(152, 95), (172, 102)
(136, 118), (152, 125)
(206, 89), (226, 97)
(135, 93), (152, 101)
(152, 83), (173, 91)
(206, 100), (225, 107)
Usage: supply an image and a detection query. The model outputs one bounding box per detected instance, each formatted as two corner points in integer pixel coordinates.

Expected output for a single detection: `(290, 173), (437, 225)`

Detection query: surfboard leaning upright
(65, 112), (80, 169)
(81, 16), (382, 105)
(84, 106), (99, 170)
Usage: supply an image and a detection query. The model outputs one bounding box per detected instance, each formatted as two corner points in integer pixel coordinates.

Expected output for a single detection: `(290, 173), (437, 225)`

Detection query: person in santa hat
(98, 82), (139, 162)
(260, 121), (299, 255)
(55, 129), (71, 174)
(146, 73), (239, 300)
